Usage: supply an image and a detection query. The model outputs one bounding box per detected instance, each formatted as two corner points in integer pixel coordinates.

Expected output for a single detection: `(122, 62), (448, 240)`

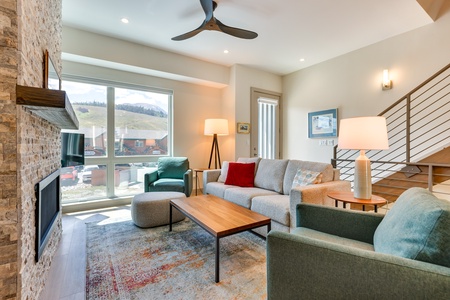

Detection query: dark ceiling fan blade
(172, 0), (258, 41)
(200, 0), (214, 22)
(216, 19), (258, 39)
(171, 27), (204, 41)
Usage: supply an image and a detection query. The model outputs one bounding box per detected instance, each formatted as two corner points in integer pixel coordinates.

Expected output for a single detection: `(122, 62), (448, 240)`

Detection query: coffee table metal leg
(215, 238), (220, 283)
(268, 222), (271, 233)
(169, 203), (173, 232)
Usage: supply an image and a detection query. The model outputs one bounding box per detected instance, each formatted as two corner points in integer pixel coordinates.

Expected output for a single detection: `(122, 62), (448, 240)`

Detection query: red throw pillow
(224, 162), (255, 187)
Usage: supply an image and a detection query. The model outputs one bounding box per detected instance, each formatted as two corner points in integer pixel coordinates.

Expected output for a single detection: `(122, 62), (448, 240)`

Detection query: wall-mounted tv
(61, 132), (85, 167)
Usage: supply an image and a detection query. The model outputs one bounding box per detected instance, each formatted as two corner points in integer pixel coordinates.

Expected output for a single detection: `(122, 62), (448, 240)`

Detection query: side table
(193, 168), (209, 195)
(327, 191), (387, 213)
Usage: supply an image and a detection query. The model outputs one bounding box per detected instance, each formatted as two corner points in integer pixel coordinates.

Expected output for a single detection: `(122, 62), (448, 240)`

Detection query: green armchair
(144, 157), (193, 197)
(267, 188), (450, 299)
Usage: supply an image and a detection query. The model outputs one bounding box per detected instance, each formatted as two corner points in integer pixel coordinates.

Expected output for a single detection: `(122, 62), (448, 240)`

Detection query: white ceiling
(62, 0), (432, 76)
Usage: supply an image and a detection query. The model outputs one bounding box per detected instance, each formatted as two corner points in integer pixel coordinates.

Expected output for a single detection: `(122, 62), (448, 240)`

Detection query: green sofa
(267, 188), (450, 299)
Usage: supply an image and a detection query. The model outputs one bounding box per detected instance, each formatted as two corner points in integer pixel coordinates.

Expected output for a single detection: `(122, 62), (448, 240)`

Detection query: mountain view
(73, 102), (167, 130)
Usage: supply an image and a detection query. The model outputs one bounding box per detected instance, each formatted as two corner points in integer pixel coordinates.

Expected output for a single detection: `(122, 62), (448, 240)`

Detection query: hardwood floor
(39, 205), (131, 300)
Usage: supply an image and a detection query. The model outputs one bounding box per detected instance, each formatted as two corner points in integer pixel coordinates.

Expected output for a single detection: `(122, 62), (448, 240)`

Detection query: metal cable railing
(333, 63), (450, 201)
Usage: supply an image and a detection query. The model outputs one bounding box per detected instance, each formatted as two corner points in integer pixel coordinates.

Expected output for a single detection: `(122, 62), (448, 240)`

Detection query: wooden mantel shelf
(16, 85), (79, 129)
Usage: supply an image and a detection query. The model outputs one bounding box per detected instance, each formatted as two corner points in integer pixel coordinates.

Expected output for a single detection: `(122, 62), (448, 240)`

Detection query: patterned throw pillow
(291, 169), (322, 188)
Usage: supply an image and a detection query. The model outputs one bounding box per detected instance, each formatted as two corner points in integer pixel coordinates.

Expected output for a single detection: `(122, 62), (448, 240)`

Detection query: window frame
(61, 75), (173, 199)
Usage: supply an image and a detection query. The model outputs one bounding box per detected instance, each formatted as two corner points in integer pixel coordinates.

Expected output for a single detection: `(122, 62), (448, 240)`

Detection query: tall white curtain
(258, 97), (278, 159)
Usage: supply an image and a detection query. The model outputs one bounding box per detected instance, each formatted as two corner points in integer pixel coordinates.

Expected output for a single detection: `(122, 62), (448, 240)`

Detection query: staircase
(333, 63), (450, 204)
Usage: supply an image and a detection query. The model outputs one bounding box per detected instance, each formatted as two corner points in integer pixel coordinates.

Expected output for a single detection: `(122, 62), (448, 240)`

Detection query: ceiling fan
(172, 0), (258, 41)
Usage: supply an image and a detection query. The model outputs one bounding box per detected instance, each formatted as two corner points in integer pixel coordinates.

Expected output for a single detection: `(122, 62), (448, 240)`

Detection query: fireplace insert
(35, 169), (60, 262)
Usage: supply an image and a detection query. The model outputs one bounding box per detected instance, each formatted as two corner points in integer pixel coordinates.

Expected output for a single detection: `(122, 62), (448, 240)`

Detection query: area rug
(86, 217), (267, 299)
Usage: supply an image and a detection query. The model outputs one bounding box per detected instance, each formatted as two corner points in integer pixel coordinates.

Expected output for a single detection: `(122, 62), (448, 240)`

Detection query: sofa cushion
(251, 195), (290, 226)
(157, 157), (189, 179)
(254, 159), (289, 194)
(224, 187), (279, 209)
(225, 162), (255, 187)
(283, 160), (334, 195)
(217, 161), (230, 183)
(373, 187), (450, 267)
(237, 157), (261, 172)
(291, 169), (322, 189)
(205, 182), (234, 198)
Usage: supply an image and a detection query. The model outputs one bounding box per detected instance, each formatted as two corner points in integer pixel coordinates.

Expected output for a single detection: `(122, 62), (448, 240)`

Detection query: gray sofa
(267, 188), (450, 299)
(203, 158), (351, 234)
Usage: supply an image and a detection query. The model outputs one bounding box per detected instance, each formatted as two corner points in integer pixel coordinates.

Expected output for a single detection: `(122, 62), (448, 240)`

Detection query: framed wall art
(43, 50), (61, 90)
(308, 108), (338, 138)
(237, 122), (250, 134)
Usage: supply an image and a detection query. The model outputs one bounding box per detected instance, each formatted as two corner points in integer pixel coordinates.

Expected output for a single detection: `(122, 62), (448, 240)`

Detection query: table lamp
(204, 119), (229, 169)
(338, 116), (389, 199)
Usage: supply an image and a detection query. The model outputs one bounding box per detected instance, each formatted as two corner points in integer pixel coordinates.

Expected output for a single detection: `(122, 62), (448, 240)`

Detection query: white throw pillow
(217, 161), (230, 183)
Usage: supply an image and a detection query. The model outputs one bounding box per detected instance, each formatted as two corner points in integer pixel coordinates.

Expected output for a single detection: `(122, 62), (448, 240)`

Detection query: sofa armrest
(289, 180), (351, 229)
(203, 169), (221, 185)
(296, 203), (383, 244)
(144, 170), (159, 192)
(184, 169), (193, 197)
(267, 231), (450, 300)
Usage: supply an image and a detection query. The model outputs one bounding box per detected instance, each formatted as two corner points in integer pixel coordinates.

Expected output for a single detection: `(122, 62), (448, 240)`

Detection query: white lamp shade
(338, 116), (389, 150)
(204, 119), (229, 136)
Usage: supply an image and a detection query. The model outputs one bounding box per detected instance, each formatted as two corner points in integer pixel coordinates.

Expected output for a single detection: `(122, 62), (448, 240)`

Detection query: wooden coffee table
(169, 194), (271, 283)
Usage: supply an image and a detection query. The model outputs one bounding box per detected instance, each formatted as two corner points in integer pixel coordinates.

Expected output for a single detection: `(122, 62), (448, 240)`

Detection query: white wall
(282, 1), (450, 163)
(62, 27), (283, 168)
(63, 27), (229, 88)
(232, 65), (283, 159)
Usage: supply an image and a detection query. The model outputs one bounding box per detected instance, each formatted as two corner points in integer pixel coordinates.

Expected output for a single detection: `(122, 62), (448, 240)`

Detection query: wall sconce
(382, 69), (392, 90)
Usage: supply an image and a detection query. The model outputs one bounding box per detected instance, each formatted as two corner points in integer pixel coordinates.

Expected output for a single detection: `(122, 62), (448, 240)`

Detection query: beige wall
(282, 1), (450, 163)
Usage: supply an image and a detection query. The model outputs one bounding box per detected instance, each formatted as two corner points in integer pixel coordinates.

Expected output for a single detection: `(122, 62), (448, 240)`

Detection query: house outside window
(135, 140), (144, 148)
(60, 78), (172, 204)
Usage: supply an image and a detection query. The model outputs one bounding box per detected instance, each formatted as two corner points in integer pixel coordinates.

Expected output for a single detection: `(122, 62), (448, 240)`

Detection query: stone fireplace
(0, 0), (64, 299)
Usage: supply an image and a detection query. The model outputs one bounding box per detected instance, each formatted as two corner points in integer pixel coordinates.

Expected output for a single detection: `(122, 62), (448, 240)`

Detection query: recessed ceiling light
(121, 18), (129, 24)
(224, 50), (229, 54)
(299, 58), (305, 62)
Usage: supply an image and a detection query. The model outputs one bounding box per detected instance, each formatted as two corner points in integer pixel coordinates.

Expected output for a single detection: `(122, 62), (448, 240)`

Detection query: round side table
(327, 191), (387, 213)
(193, 168), (209, 195)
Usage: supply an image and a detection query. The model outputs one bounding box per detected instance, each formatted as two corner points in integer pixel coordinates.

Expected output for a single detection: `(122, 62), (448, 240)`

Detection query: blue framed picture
(308, 109), (338, 138)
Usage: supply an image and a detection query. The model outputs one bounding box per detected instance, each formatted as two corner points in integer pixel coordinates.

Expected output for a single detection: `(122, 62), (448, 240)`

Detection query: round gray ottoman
(131, 191), (186, 228)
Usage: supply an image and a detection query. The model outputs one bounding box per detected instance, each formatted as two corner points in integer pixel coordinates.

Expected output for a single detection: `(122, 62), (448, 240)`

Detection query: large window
(61, 79), (172, 204)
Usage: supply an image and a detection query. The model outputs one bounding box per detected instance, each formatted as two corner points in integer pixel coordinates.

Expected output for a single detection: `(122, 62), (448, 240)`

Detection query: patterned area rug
(86, 217), (267, 299)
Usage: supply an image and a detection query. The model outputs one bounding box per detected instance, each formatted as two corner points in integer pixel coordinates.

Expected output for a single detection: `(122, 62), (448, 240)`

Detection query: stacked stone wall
(0, 0), (63, 299)
(0, 0), (19, 299)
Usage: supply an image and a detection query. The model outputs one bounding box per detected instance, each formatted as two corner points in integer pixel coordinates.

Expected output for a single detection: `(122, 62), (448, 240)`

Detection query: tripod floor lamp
(204, 119), (229, 169)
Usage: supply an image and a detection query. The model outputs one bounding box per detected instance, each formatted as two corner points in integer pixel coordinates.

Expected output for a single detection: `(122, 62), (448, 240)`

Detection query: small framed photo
(237, 122), (250, 134)
(308, 108), (338, 138)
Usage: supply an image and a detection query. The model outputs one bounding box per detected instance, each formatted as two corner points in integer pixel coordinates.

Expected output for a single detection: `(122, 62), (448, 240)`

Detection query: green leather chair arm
(144, 170), (158, 192)
(183, 169), (193, 197)
(296, 203), (384, 244)
(267, 230), (450, 300)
